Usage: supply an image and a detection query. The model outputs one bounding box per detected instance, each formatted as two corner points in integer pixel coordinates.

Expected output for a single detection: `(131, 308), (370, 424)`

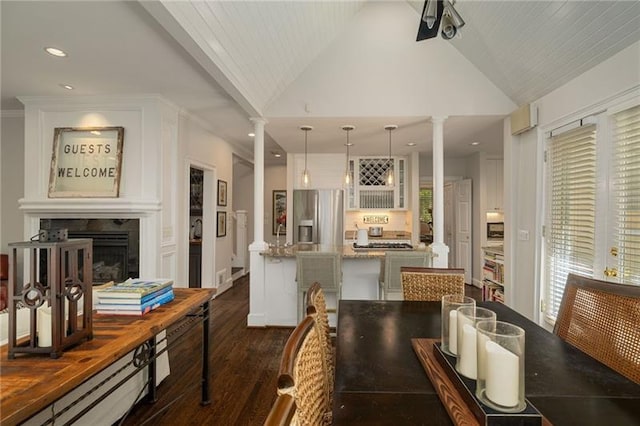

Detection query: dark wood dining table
(332, 300), (640, 426)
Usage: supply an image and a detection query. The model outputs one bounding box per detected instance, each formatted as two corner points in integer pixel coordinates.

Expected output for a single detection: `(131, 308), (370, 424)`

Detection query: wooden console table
(0, 288), (215, 425)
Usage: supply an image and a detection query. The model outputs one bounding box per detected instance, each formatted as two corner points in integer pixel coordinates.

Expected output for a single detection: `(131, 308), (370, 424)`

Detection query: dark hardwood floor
(122, 274), (292, 426)
(122, 277), (484, 425)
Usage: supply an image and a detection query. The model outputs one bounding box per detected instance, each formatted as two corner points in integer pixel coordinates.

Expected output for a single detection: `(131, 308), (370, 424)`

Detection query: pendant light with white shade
(342, 125), (355, 187)
(384, 125), (397, 187)
(300, 125), (313, 188)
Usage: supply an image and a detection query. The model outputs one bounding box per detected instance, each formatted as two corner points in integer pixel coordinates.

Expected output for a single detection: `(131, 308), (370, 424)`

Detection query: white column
(430, 116), (450, 267)
(249, 117), (268, 248)
(249, 117), (268, 327)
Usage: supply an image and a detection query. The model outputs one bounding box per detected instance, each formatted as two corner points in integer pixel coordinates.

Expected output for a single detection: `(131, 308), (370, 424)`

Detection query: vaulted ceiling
(2, 1), (639, 163)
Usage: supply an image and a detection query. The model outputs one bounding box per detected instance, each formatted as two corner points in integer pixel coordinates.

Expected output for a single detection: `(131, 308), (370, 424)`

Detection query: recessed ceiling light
(60, 84), (74, 90)
(471, 142), (480, 146)
(248, 133), (255, 137)
(406, 142), (417, 146)
(274, 153), (282, 158)
(45, 47), (67, 57)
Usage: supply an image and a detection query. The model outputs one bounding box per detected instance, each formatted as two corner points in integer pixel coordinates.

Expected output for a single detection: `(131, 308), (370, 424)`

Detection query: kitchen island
(259, 244), (433, 326)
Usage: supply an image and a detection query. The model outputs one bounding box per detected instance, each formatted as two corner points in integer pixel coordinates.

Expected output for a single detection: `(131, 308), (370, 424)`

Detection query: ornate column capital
(249, 117), (268, 126)
(430, 116), (448, 125)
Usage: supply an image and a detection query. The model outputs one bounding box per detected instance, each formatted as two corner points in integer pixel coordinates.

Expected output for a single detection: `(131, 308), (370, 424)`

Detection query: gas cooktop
(352, 242), (414, 251)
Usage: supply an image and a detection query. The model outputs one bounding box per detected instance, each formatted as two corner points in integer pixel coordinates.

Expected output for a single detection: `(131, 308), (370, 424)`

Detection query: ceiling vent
(510, 104), (538, 135)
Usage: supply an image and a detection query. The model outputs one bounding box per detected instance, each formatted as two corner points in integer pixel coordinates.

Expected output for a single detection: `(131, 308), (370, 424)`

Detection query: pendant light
(342, 125), (355, 187)
(384, 125), (397, 187)
(300, 125), (313, 188)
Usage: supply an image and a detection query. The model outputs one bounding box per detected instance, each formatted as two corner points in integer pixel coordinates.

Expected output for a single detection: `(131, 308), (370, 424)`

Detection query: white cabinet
(485, 159), (503, 211)
(347, 157), (407, 210)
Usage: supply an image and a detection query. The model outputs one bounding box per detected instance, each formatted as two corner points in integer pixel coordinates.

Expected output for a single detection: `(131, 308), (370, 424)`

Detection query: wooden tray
(412, 338), (550, 426)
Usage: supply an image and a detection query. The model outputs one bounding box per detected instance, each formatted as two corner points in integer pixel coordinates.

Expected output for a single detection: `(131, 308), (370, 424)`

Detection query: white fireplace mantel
(20, 198), (162, 215)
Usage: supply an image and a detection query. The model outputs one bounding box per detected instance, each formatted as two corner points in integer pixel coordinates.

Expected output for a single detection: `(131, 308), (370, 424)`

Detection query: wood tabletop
(0, 288), (215, 426)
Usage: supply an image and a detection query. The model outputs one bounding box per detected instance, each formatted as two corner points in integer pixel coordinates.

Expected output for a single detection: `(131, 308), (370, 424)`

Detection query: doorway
(189, 167), (203, 287)
(187, 163), (216, 289)
(444, 179), (472, 284)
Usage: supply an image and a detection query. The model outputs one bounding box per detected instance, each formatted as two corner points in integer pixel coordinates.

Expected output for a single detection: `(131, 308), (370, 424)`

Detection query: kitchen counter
(261, 244), (432, 259)
(260, 244), (434, 327)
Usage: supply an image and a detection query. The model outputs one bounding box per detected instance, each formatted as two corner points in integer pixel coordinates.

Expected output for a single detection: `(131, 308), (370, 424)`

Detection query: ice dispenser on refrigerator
(293, 189), (343, 246)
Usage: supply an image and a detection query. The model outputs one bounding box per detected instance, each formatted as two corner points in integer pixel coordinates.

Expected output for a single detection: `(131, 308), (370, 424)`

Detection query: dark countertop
(344, 230), (412, 240)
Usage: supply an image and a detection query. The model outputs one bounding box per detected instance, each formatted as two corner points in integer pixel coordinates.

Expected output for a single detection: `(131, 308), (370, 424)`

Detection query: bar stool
(295, 252), (341, 323)
(379, 251), (431, 300)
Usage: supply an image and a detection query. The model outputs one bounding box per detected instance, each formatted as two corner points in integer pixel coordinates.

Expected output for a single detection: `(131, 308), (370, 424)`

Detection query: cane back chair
(553, 273), (640, 384)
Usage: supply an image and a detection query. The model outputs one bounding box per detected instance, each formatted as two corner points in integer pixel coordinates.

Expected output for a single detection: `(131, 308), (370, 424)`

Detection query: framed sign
(217, 180), (227, 206)
(217, 211), (227, 237)
(48, 126), (124, 198)
(272, 190), (286, 235)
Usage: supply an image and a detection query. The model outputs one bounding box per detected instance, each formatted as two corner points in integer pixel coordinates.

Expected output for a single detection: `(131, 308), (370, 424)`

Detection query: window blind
(612, 105), (640, 284)
(544, 124), (597, 321)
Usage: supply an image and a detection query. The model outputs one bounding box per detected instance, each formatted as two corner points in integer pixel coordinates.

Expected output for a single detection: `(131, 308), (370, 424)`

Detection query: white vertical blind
(611, 105), (640, 284)
(544, 124), (597, 321)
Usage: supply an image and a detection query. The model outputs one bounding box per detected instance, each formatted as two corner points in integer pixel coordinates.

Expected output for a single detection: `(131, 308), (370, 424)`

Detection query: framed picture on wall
(48, 126), (124, 198)
(272, 190), (286, 235)
(217, 180), (227, 206)
(217, 211), (227, 237)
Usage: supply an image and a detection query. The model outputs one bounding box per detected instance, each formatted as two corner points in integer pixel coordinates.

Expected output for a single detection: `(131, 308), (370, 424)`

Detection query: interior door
(455, 179), (472, 284)
(444, 183), (455, 266)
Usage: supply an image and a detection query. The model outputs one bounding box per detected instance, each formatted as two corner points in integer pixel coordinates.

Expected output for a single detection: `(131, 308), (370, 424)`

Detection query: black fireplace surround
(39, 219), (140, 284)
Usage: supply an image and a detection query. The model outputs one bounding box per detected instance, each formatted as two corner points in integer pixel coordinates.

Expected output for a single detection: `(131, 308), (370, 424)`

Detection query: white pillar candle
(458, 323), (477, 379)
(37, 306), (52, 347)
(485, 340), (519, 407)
(449, 310), (458, 355)
(476, 331), (491, 381)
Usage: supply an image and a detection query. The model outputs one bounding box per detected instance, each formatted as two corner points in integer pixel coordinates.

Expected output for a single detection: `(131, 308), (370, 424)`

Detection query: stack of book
(95, 278), (174, 316)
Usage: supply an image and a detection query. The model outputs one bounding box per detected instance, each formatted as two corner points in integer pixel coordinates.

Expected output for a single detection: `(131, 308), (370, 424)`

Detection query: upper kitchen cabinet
(347, 157), (407, 210)
(485, 159), (504, 212)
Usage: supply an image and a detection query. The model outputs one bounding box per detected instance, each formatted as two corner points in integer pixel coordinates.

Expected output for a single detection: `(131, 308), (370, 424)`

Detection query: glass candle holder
(441, 294), (476, 356)
(476, 320), (526, 412)
(455, 306), (496, 380)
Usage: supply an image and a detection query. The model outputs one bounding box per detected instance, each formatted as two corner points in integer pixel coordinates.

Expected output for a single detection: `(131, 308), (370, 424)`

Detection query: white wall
(179, 113), (241, 292)
(507, 41), (640, 322)
(0, 114), (25, 253)
(266, 1), (515, 117)
(419, 155), (469, 180)
(233, 157), (255, 261)
(18, 95), (179, 283)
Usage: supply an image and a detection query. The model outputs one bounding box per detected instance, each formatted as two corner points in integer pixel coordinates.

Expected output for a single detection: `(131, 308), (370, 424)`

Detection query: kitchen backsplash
(344, 230), (412, 240)
(345, 210), (408, 232)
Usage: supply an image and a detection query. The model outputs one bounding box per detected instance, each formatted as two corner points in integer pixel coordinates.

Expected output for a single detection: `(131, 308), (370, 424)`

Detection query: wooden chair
(305, 282), (333, 411)
(379, 251), (432, 300)
(277, 315), (331, 425)
(400, 267), (465, 301)
(263, 393), (296, 426)
(553, 273), (640, 384)
(296, 252), (341, 322)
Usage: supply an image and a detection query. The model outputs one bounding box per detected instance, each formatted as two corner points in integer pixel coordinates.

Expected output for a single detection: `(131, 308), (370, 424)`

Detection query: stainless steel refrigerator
(293, 189), (344, 246)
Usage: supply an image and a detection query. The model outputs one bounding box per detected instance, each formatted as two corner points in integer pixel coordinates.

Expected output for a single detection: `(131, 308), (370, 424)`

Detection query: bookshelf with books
(482, 246), (504, 303)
